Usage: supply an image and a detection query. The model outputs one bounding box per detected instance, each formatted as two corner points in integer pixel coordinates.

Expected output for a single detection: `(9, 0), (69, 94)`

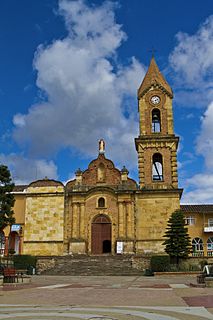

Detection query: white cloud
(13, 114), (26, 128)
(0, 154), (58, 185)
(169, 14), (213, 204)
(182, 173), (213, 204)
(170, 15), (213, 85)
(182, 188), (213, 204)
(181, 102), (213, 203)
(169, 15), (213, 107)
(12, 0), (145, 168)
(187, 173), (213, 188)
(196, 102), (213, 169)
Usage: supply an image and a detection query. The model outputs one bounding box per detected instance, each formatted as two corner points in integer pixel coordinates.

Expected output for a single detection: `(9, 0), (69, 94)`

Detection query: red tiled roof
(181, 205), (213, 214)
(13, 185), (28, 192)
(28, 179), (64, 188)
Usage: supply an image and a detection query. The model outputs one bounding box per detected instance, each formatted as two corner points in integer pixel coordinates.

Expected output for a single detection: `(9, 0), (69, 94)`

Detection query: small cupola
(75, 168), (83, 185)
(121, 166), (129, 181)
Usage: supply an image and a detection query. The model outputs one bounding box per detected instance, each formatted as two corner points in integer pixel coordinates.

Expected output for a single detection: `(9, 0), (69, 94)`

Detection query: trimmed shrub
(13, 255), (37, 269)
(179, 261), (201, 271)
(150, 255), (170, 272)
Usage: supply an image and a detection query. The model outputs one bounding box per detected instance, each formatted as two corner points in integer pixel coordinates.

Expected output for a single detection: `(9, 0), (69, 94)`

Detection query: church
(1, 57), (213, 258)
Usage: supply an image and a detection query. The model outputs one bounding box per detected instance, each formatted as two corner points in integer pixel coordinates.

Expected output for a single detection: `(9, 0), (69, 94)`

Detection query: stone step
(39, 255), (142, 276)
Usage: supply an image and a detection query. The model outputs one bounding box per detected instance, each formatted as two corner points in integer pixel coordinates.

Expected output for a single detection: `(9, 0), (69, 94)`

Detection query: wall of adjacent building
(23, 185), (64, 256)
(185, 212), (213, 256)
(13, 194), (26, 225)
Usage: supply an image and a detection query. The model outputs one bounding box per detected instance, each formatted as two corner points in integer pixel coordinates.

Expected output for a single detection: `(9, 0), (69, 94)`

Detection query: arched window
(192, 237), (204, 256)
(0, 231), (5, 255)
(152, 153), (163, 181)
(97, 163), (106, 182)
(93, 214), (110, 224)
(152, 109), (161, 133)
(207, 237), (213, 256)
(98, 197), (105, 208)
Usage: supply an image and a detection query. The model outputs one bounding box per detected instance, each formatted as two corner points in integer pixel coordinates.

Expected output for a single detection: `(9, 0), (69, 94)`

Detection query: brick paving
(183, 295), (213, 308)
(0, 275), (213, 319)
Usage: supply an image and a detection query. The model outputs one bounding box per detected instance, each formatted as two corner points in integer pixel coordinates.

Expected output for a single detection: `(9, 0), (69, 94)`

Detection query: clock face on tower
(150, 95), (160, 105)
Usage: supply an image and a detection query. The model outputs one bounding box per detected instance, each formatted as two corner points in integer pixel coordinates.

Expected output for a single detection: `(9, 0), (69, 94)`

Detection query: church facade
(1, 58), (213, 258)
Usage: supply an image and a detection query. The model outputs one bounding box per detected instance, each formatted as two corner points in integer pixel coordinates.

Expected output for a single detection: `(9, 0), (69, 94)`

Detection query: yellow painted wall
(185, 212), (213, 256)
(13, 194), (26, 224)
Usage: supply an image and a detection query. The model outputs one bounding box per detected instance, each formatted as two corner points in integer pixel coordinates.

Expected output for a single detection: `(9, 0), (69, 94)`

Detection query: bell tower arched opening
(152, 108), (161, 133)
(152, 153), (163, 181)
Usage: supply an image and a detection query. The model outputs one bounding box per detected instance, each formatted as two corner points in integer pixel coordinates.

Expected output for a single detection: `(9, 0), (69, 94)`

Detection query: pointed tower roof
(138, 57), (173, 98)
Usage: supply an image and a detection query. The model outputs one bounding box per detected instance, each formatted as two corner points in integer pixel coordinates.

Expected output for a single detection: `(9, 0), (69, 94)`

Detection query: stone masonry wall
(23, 185), (64, 256)
(135, 192), (180, 254)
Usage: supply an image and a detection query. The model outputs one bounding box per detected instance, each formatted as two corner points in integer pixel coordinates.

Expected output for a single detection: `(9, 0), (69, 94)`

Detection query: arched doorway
(91, 215), (111, 254)
(9, 231), (20, 255)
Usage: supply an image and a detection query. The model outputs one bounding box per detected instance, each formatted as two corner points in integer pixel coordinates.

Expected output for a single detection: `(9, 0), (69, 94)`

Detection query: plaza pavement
(0, 274), (213, 319)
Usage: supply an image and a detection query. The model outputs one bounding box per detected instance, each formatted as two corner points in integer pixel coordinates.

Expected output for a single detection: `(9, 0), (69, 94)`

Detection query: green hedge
(150, 255), (170, 272)
(13, 255), (37, 269)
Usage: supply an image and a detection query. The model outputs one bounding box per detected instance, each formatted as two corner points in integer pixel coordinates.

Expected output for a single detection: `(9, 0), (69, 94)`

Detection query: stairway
(39, 255), (142, 276)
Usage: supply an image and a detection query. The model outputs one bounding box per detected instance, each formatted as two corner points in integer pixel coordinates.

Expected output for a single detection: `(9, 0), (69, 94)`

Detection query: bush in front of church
(150, 255), (170, 272)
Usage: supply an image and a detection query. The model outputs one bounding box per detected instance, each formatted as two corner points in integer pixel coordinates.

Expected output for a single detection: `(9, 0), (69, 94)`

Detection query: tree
(163, 209), (191, 265)
(0, 165), (15, 230)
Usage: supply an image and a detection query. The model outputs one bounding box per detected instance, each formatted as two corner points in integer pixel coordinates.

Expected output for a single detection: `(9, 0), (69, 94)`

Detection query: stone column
(118, 202), (124, 238)
(127, 201), (133, 238)
(79, 203), (85, 239)
(124, 202), (127, 238)
(63, 195), (70, 252)
(72, 203), (79, 239)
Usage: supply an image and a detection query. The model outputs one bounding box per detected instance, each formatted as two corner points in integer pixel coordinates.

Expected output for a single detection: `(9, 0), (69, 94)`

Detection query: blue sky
(0, 0), (213, 203)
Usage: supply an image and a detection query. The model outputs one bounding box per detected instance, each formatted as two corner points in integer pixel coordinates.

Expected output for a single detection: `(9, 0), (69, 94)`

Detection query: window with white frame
(185, 216), (195, 225)
(208, 218), (213, 227)
(192, 237), (203, 252)
(207, 237), (213, 251)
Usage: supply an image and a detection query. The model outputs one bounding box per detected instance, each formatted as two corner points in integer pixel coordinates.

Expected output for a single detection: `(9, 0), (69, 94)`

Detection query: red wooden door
(91, 215), (111, 254)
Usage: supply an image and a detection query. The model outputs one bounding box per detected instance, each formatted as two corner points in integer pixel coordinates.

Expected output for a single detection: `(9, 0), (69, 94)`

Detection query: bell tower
(135, 57), (179, 189)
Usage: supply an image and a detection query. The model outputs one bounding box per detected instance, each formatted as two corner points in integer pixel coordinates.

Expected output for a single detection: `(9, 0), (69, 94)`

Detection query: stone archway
(91, 214), (111, 254)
